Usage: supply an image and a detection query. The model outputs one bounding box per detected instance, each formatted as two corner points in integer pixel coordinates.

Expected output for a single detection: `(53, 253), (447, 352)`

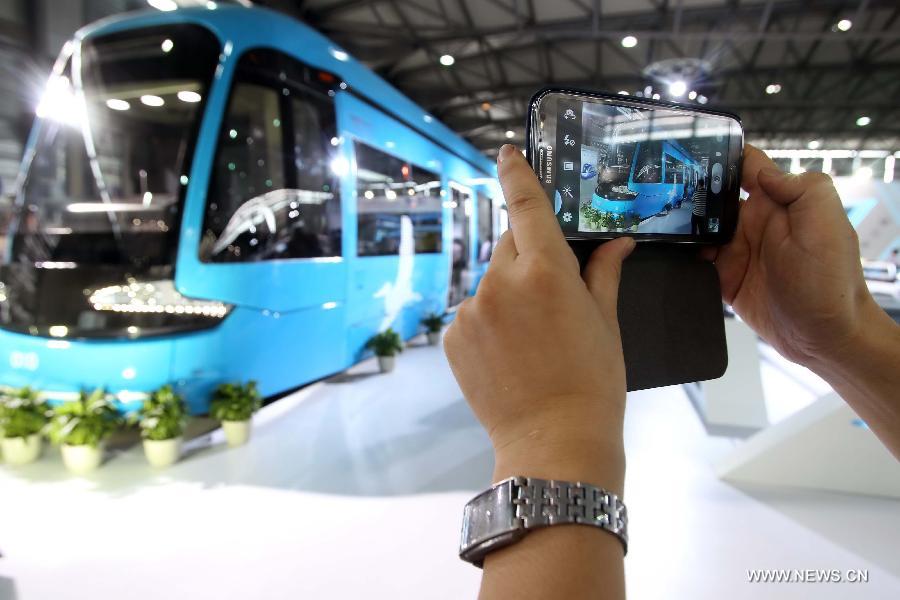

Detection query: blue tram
(0, 4), (501, 412)
(592, 139), (700, 221)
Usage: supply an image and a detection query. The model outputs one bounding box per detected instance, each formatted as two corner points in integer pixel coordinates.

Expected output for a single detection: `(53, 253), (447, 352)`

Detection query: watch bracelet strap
(460, 476), (628, 566)
(514, 477), (628, 550)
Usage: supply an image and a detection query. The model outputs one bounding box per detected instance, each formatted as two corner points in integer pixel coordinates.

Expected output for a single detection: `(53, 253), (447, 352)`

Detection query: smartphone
(527, 88), (743, 244)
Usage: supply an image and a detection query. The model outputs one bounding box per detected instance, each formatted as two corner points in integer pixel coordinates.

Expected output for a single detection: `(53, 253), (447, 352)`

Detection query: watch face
(460, 480), (519, 554)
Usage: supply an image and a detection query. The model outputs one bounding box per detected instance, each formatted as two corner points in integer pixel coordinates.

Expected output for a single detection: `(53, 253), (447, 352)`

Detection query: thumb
(583, 237), (636, 313)
(757, 168), (839, 209)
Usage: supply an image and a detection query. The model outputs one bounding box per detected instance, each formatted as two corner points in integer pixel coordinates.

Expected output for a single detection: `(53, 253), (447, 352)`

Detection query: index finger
(496, 144), (569, 256)
(741, 144), (779, 194)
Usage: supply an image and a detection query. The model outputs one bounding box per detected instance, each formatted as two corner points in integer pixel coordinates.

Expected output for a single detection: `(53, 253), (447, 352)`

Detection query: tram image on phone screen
(527, 89), (743, 243)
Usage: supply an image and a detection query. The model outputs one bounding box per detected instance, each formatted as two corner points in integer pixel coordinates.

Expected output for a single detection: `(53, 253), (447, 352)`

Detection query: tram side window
(355, 142), (442, 256)
(633, 141), (662, 184)
(664, 155), (685, 184)
(201, 49), (341, 263)
(477, 192), (493, 263)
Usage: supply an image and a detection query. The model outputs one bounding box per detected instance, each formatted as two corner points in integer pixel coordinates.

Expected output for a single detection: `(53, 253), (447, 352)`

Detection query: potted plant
(47, 389), (121, 475)
(137, 385), (187, 468)
(0, 387), (47, 466)
(366, 328), (403, 373)
(209, 381), (261, 447)
(421, 313), (445, 346)
(630, 213), (640, 232)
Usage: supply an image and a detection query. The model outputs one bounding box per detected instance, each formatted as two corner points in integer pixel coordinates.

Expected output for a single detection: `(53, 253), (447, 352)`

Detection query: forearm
(478, 426), (627, 600)
(807, 298), (900, 460)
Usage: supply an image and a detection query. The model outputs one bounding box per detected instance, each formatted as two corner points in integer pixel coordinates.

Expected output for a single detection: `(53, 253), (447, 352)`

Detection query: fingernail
(759, 167), (783, 179)
(623, 237), (637, 257)
(498, 144), (518, 163)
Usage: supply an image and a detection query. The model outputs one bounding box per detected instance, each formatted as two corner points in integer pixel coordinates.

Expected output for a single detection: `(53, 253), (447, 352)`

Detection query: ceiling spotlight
(668, 80), (687, 97)
(644, 86), (652, 96)
(688, 90), (697, 100)
(807, 140), (821, 150)
(765, 83), (782, 95)
(856, 116), (871, 127)
(836, 19), (852, 32)
(161, 38), (174, 53)
(621, 36), (638, 48)
(505, 130), (516, 139)
(651, 93), (661, 100)
(697, 95), (708, 104)
(439, 54), (455, 67)
(618, 90), (629, 95)
(177, 90), (201, 103)
(140, 94), (164, 107)
(105, 98), (130, 111)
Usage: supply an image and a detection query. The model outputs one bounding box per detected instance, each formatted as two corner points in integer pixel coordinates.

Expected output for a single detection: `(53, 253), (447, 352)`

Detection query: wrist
(491, 421), (625, 496)
(807, 297), (900, 383)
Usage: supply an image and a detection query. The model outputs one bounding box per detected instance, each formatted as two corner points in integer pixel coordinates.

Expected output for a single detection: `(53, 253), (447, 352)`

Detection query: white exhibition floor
(1, 337), (899, 599)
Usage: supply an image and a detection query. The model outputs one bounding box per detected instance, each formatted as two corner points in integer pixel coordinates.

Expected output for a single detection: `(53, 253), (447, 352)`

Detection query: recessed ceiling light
(856, 116), (871, 127)
(161, 38), (174, 53)
(651, 93), (661, 100)
(439, 54), (455, 67)
(807, 140), (821, 150)
(765, 83), (782, 94)
(621, 36), (638, 48)
(505, 130), (515, 139)
(836, 19), (852, 32)
(697, 95), (708, 104)
(177, 90), (201, 103)
(105, 98), (130, 111)
(140, 95), (164, 107)
(618, 90), (629, 95)
(688, 90), (697, 100)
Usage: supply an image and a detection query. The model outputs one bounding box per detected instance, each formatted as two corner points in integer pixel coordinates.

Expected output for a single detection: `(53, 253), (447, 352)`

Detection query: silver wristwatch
(459, 476), (628, 567)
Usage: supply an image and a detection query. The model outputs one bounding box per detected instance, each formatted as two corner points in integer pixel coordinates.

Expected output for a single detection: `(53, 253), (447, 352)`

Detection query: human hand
(443, 145), (635, 490)
(703, 144), (877, 369)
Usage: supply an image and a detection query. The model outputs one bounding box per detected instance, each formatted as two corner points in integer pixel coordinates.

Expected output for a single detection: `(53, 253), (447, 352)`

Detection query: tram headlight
(88, 280), (230, 319)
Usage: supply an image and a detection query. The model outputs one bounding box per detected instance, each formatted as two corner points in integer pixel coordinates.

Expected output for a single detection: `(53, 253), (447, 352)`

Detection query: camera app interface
(546, 98), (733, 236)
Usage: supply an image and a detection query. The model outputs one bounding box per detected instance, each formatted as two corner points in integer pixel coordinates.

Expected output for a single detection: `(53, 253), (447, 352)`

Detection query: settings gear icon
(562, 211), (572, 223)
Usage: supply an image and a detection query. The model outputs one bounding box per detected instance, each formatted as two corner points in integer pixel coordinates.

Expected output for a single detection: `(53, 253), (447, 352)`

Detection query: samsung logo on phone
(542, 145), (553, 184)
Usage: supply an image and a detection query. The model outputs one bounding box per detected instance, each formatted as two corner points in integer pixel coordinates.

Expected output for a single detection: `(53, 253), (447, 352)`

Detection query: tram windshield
(0, 25), (222, 338)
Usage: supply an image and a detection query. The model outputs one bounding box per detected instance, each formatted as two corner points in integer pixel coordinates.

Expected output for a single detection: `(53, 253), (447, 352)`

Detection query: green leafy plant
(366, 328), (403, 357)
(0, 387), (48, 439)
(138, 385), (187, 441)
(46, 389), (122, 447)
(421, 313), (445, 333)
(209, 381), (261, 422)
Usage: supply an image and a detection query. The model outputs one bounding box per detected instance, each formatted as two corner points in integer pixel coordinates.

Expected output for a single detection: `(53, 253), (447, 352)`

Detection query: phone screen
(529, 90), (743, 243)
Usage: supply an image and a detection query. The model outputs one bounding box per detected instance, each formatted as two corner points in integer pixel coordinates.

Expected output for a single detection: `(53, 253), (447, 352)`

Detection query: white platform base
(717, 392), (900, 498)
(685, 318), (769, 437)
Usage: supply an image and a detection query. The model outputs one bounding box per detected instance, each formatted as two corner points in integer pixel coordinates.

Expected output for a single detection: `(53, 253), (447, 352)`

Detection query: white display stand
(683, 318), (769, 437)
(717, 392), (900, 498)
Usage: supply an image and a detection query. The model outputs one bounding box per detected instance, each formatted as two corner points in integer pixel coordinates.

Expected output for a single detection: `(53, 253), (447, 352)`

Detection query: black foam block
(570, 241), (728, 391)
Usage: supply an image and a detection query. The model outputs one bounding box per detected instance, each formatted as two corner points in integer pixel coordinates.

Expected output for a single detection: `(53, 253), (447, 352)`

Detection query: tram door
(449, 182), (473, 307)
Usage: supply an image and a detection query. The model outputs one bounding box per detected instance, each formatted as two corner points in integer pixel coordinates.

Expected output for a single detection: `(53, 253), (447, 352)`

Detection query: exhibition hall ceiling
(261, 0), (900, 154)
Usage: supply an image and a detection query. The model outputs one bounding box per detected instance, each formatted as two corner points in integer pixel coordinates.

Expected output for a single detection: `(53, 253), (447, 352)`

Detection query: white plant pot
(222, 420), (251, 447)
(426, 331), (441, 346)
(1, 434), (42, 466)
(61, 444), (104, 475)
(377, 355), (396, 373)
(143, 437), (182, 468)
